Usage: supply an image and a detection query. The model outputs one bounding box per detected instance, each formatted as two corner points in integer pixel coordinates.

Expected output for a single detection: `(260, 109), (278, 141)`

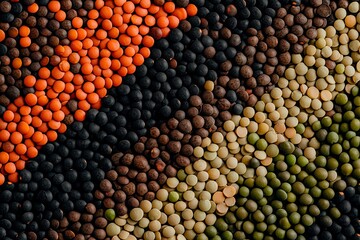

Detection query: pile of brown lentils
(1, 0), (360, 240)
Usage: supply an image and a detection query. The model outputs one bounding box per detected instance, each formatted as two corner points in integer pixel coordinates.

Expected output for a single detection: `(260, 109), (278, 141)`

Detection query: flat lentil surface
(1, 0), (360, 240)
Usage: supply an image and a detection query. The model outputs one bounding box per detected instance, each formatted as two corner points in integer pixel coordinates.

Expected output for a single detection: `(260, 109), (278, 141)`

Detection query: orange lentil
(81, 63), (93, 75)
(68, 29), (78, 40)
(27, 146), (38, 158)
(131, 34), (142, 45)
(15, 160), (25, 171)
(32, 131), (43, 143)
(15, 144), (27, 155)
(64, 83), (75, 93)
(157, 16), (169, 28)
(48, 120), (61, 130)
(59, 61), (70, 72)
(19, 106), (31, 116)
(23, 127), (34, 139)
(120, 55), (132, 67)
(31, 117), (42, 128)
(125, 46), (136, 57)
(127, 64), (136, 74)
(53, 80), (66, 93)
(75, 89), (87, 100)
(186, 4), (198, 16)
(172, 8), (186, 19)
(136, 7), (148, 17)
(94, 77), (105, 88)
(13, 97), (24, 107)
(40, 57), (50, 67)
(144, 15), (156, 26)
(38, 67), (51, 79)
(139, 25), (149, 35)
(40, 110), (52, 122)
(100, 48), (111, 58)
(59, 93), (70, 102)
(35, 79), (47, 91)
(97, 88), (108, 98)
(100, 6), (113, 18)
(63, 71), (74, 83)
(74, 109), (86, 121)
(111, 14), (123, 27)
(168, 15), (180, 28)
(17, 122), (29, 135)
(55, 10), (66, 22)
(107, 40), (120, 52)
(8, 172), (19, 183)
(102, 19), (113, 30)
(148, 5), (160, 14)
(7, 123), (16, 135)
(20, 37), (31, 47)
(0, 130), (10, 142)
(0, 30), (5, 42)
(133, 53), (145, 66)
(118, 66), (128, 76)
(38, 134), (48, 146)
(87, 92), (100, 104)
(72, 17), (84, 28)
(3, 110), (14, 122)
(155, 8), (167, 18)
(10, 132), (22, 145)
(0, 174), (4, 185)
(4, 162), (16, 174)
(48, 0), (61, 12)
(78, 100), (91, 111)
(122, 13), (132, 23)
(38, 95), (49, 106)
(83, 82), (96, 94)
(53, 111), (65, 122)
(111, 59), (121, 70)
(38, 122), (48, 133)
(10, 115), (19, 125)
(46, 130), (57, 142)
(24, 75), (36, 87)
(102, 68), (113, 78)
(131, 14), (143, 25)
(93, 65), (102, 76)
(27, 3), (39, 13)
(127, 25), (139, 37)
(123, 1), (135, 13)
(58, 123), (67, 134)
(114, 0), (126, 6)
(97, 29), (108, 40)
(19, 26), (30, 37)
(87, 19), (98, 29)
(142, 35), (154, 47)
(164, 2), (175, 13)
(140, 47), (150, 58)
(77, 28), (88, 40)
(108, 27), (120, 38)
(99, 57), (112, 69)
(69, 52), (80, 64)
(49, 99), (62, 111)
(22, 115), (32, 125)
(161, 27), (171, 37)
(7, 103), (17, 112)
(0, 152), (9, 164)
(119, 34), (131, 46)
(140, 0), (151, 8)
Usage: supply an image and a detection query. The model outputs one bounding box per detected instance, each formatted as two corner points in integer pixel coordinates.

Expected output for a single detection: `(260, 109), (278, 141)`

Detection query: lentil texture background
(0, 0), (360, 240)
